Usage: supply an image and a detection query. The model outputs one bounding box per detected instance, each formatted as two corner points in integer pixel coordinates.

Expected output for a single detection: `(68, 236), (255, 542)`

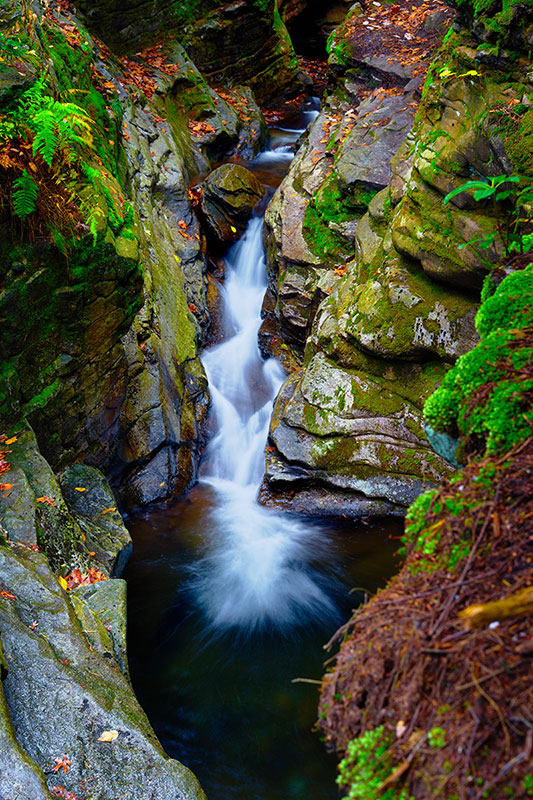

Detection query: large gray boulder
(0, 544), (206, 800)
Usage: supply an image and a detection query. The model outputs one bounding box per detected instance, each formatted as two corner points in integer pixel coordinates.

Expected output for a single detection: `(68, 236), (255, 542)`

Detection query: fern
(31, 101), (93, 166)
(31, 108), (58, 166)
(12, 169), (38, 217)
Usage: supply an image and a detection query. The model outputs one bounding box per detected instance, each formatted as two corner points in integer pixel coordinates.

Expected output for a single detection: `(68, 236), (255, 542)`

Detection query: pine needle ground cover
(319, 437), (533, 799)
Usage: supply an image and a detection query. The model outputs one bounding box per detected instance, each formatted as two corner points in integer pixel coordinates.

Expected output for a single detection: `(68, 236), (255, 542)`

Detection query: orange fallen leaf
(97, 730), (119, 742)
(36, 496), (55, 506)
(52, 754), (71, 774)
(0, 482), (13, 490)
(51, 785), (77, 800)
(102, 507), (116, 514)
(0, 589), (16, 600)
(5, 436), (17, 445)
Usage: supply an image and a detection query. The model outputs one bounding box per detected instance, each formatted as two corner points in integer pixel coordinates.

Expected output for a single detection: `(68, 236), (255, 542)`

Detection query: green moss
(303, 203), (351, 263)
(475, 266), (533, 337)
(337, 726), (412, 800)
(424, 267), (533, 455)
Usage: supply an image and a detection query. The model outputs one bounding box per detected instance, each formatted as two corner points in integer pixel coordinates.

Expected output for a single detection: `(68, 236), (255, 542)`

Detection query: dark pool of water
(124, 485), (403, 800)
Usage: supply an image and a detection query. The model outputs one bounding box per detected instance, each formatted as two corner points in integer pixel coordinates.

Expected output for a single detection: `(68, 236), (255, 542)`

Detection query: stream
(125, 102), (403, 800)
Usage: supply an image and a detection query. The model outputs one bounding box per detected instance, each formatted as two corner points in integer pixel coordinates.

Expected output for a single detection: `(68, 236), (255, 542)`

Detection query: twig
(469, 663), (511, 754)
(472, 729), (533, 800)
(430, 491), (499, 638)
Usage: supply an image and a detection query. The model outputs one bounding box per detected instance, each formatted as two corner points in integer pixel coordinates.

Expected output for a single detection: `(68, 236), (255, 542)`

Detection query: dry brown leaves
(338, 0), (454, 79)
(64, 566), (108, 591)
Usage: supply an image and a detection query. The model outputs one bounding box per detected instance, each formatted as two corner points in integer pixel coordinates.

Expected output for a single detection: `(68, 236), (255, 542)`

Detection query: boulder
(59, 464), (132, 576)
(0, 544), (206, 800)
(200, 163), (264, 243)
(265, 355), (454, 508)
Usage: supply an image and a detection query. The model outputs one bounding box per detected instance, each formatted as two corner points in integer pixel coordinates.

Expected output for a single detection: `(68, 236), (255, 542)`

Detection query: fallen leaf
(36, 496), (55, 506)
(5, 436), (17, 445)
(102, 507), (116, 514)
(52, 754), (71, 774)
(58, 576), (68, 591)
(74, 487), (87, 492)
(0, 482), (13, 491)
(97, 730), (119, 742)
(0, 589), (16, 600)
(51, 786), (77, 800)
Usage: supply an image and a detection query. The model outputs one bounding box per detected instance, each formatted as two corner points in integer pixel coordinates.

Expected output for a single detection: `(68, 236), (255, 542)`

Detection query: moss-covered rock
(265, 354), (454, 508)
(200, 162), (265, 244)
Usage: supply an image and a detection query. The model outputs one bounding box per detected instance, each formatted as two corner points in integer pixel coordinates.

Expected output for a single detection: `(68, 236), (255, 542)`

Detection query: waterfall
(193, 142), (338, 634)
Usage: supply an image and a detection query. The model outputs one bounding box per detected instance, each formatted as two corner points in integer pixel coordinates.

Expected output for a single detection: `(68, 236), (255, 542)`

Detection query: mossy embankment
(318, 265), (533, 800)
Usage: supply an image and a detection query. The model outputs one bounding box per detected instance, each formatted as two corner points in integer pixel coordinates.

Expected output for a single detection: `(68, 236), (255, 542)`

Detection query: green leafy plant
(337, 726), (412, 800)
(444, 174), (533, 259)
(0, 79), (95, 233)
(12, 169), (38, 218)
(427, 727), (447, 749)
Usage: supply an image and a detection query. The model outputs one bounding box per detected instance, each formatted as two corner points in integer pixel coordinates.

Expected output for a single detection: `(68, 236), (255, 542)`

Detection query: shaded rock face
(160, 42), (268, 163)
(0, 429), (204, 799)
(76, 0), (299, 103)
(0, 3), (269, 511)
(111, 94), (211, 509)
(0, 232), (143, 477)
(0, 545), (206, 800)
(200, 163), (265, 244)
(0, 426), (131, 575)
(262, 8), (530, 513)
(180, 0), (300, 103)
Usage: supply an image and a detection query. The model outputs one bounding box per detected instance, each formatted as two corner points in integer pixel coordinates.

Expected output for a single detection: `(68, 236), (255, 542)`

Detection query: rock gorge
(0, 0), (532, 797)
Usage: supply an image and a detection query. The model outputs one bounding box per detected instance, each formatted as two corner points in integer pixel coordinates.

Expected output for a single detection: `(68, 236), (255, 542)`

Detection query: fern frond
(12, 169), (38, 218)
(32, 108), (58, 166)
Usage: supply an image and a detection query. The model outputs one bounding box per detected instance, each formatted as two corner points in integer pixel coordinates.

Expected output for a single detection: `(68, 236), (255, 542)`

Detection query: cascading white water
(201, 216), (285, 487)
(194, 133), (338, 633)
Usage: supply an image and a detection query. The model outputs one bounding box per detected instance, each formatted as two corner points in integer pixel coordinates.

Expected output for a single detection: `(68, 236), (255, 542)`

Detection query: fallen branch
(459, 586), (533, 629)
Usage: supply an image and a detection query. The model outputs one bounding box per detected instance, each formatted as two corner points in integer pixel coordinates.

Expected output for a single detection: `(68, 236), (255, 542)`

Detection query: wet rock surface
(0, 544), (206, 800)
(200, 163), (265, 244)
(261, 0), (525, 513)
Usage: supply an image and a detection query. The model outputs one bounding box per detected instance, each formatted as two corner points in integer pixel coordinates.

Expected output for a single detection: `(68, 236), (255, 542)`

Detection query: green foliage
(31, 101), (93, 166)
(424, 328), (533, 454)
(303, 202), (350, 262)
(475, 267), (533, 337)
(0, 29), (28, 69)
(427, 727), (447, 748)
(444, 174), (533, 258)
(404, 489), (438, 545)
(8, 80), (94, 167)
(12, 169), (38, 218)
(523, 775), (533, 796)
(337, 726), (412, 800)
